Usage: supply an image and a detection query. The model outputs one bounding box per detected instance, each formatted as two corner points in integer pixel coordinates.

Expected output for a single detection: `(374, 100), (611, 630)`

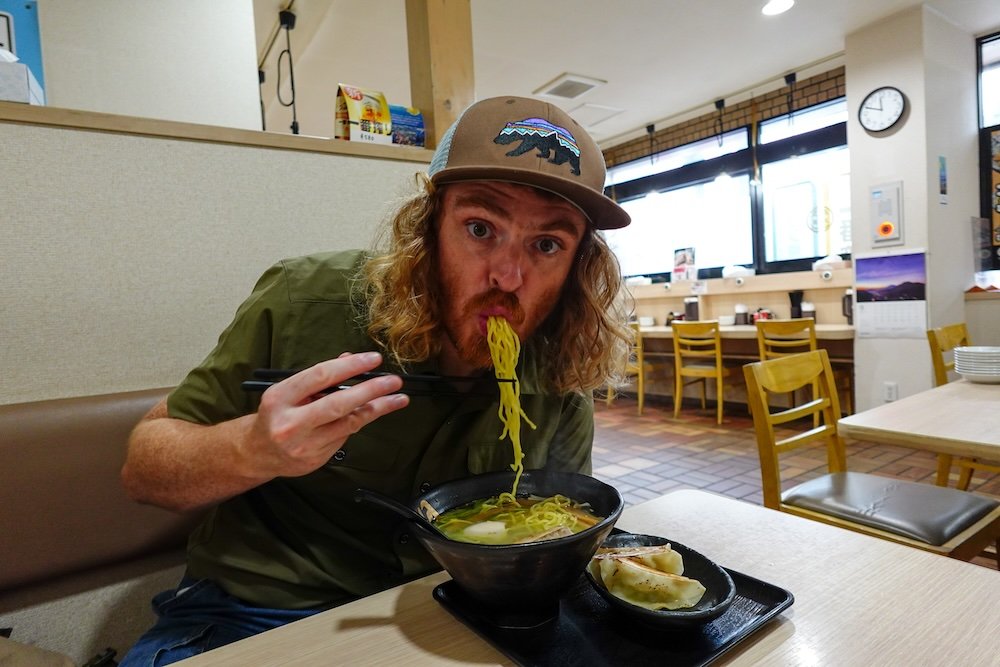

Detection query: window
(759, 98), (848, 144)
(603, 99), (850, 278)
(604, 174), (754, 277)
(605, 131), (748, 187)
(979, 33), (1000, 127)
(978, 32), (1000, 274)
(760, 146), (851, 262)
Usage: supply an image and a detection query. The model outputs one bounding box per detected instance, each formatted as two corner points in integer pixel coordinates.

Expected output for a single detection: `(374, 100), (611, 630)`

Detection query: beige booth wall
(2, 112), (432, 405)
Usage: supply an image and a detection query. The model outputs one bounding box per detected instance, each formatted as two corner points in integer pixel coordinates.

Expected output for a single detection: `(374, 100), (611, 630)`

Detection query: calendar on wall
(854, 250), (927, 339)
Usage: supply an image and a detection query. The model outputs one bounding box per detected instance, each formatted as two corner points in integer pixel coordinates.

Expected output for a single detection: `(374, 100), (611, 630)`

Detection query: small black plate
(433, 566), (793, 667)
(587, 533), (737, 629)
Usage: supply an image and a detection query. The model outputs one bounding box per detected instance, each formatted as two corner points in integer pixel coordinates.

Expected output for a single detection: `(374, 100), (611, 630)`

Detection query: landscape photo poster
(854, 250), (927, 338)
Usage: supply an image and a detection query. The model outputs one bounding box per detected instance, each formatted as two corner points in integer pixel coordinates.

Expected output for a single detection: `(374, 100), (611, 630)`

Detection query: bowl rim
(586, 532), (737, 624)
(410, 470), (625, 550)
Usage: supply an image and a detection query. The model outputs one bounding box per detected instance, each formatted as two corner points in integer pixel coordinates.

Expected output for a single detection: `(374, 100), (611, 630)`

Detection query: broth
(434, 493), (602, 545)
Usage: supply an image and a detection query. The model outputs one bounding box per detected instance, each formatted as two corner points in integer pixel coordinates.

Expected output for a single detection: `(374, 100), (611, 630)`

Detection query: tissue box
(0, 62), (45, 105)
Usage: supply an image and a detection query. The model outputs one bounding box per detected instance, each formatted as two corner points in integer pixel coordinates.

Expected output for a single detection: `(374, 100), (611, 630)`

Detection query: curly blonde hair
(357, 175), (633, 394)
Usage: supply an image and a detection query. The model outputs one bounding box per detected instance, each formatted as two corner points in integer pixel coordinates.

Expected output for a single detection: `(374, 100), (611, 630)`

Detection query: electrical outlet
(883, 381), (898, 402)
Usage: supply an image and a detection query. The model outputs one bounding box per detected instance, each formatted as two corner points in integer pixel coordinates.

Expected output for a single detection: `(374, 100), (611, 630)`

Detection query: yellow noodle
(487, 316), (536, 495)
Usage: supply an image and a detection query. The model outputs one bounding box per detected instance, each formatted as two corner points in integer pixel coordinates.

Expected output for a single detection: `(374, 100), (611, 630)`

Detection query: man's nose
(489, 245), (525, 292)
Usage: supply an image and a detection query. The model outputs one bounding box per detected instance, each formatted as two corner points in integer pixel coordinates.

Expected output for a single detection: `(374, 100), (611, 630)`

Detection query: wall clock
(858, 86), (907, 133)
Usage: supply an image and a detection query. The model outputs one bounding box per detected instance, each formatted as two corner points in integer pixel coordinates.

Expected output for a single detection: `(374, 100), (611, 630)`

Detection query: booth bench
(0, 388), (203, 664)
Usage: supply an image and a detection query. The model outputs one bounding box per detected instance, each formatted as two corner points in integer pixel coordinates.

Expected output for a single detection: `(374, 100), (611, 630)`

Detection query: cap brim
(431, 166), (631, 230)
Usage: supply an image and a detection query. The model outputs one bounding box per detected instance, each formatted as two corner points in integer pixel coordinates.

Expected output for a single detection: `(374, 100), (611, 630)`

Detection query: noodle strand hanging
(487, 316), (536, 495)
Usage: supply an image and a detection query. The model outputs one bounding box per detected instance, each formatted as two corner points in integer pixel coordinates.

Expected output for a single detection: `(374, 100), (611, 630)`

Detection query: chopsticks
(241, 368), (513, 398)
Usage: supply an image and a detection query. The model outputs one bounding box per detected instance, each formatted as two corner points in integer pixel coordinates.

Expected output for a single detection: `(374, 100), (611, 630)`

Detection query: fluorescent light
(762, 0), (794, 16)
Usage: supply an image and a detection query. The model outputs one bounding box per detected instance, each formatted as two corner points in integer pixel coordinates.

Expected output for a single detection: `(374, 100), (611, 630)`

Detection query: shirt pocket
(322, 431), (402, 474)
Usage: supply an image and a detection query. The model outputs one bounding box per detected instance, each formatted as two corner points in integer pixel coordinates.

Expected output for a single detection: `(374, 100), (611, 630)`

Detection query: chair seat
(782, 472), (1000, 546)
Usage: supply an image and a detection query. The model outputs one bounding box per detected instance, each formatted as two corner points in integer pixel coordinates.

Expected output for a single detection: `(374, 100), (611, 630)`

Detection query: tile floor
(591, 396), (1000, 569)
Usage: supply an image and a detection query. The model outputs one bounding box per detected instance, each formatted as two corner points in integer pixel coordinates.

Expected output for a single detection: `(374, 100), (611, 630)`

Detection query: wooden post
(405, 0), (474, 149)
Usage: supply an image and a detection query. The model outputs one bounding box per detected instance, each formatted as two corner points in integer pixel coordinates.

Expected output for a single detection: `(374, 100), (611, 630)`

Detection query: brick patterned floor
(591, 396), (1000, 569)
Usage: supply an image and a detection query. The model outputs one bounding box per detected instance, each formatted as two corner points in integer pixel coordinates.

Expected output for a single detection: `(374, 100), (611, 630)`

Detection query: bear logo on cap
(493, 118), (582, 176)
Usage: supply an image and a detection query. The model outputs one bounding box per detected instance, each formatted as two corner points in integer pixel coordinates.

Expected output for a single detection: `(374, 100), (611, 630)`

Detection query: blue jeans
(119, 578), (320, 667)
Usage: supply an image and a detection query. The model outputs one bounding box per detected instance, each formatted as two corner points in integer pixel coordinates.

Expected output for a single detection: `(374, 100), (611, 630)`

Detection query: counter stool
(606, 322), (653, 415)
(672, 320), (730, 424)
(756, 318), (852, 416)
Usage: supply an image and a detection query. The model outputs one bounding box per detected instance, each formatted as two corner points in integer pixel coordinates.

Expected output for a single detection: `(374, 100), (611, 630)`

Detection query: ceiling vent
(534, 73), (606, 100)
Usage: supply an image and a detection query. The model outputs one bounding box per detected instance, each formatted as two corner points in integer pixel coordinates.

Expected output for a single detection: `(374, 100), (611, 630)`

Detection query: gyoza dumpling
(594, 544), (684, 575)
(598, 556), (706, 610)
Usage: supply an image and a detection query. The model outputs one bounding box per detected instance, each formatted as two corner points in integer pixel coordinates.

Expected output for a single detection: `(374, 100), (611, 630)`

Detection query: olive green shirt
(168, 250), (594, 609)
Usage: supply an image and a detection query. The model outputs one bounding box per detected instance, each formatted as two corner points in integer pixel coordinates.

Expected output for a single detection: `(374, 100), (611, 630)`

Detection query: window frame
(604, 101), (850, 280)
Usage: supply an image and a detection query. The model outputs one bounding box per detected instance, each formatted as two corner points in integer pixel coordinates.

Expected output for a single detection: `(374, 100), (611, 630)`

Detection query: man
(120, 96), (631, 665)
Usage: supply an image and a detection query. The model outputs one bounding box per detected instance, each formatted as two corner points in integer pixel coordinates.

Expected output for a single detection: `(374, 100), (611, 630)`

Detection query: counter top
(640, 324), (855, 340)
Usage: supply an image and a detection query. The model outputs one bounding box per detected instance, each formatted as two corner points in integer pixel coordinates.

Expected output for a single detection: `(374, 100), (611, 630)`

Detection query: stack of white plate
(954, 346), (1000, 383)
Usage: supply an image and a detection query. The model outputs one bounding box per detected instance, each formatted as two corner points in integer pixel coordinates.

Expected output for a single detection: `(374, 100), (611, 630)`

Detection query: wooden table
(838, 379), (1000, 461)
(175, 489), (1000, 666)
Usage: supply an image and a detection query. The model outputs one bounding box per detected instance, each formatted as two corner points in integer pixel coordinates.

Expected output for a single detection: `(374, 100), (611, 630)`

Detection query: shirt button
(419, 482), (431, 493)
(399, 534), (410, 545)
(332, 450), (347, 462)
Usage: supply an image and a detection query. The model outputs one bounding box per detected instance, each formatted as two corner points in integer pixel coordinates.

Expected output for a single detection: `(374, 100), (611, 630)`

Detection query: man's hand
(123, 352), (409, 512)
(244, 352), (409, 477)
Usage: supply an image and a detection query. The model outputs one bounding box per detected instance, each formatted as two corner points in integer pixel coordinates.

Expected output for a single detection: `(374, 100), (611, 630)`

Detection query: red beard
(452, 290), (526, 369)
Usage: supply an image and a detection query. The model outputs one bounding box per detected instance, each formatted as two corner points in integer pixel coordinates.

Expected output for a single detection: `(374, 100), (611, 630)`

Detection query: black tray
(433, 566), (793, 667)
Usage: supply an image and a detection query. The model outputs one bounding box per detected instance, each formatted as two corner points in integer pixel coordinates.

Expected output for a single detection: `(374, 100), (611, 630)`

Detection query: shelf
(0, 102), (435, 163)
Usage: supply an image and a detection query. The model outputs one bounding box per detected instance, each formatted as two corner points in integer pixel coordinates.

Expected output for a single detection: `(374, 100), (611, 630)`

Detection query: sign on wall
(0, 0), (43, 89)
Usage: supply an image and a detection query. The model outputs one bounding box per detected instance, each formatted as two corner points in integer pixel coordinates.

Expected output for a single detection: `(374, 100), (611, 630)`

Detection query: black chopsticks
(241, 368), (512, 398)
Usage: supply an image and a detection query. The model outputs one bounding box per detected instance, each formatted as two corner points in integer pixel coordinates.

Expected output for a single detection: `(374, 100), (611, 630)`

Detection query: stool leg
(716, 376), (724, 424)
(673, 372), (682, 419)
(637, 371), (644, 416)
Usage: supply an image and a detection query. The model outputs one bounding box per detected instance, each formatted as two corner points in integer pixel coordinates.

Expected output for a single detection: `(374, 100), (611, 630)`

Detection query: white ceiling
(253, 0), (1000, 149)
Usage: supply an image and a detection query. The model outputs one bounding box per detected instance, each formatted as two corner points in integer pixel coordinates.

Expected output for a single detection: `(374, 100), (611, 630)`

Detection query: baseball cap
(428, 96), (630, 230)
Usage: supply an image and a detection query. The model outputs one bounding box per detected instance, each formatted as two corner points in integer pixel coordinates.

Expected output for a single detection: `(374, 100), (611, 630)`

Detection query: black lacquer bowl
(408, 470), (624, 624)
(586, 533), (736, 630)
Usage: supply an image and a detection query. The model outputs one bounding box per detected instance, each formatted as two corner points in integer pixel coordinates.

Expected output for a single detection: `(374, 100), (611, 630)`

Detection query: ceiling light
(762, 0), (794, 16)
(534, 73), (606, 100)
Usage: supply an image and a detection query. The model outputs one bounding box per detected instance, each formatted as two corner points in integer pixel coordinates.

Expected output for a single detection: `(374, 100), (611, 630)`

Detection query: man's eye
(467, 221), (491, 238)
(536, 238), (562, 255)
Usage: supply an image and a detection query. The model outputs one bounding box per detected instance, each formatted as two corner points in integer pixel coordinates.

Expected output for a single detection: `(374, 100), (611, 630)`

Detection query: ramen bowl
(407, 470), (623, 620)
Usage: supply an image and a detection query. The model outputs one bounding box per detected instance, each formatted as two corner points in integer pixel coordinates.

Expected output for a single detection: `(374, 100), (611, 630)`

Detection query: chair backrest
(626, 321), (644, 372)
(742, 349), (846, 509)
(756, 318), (818, 360)
(926, 322), (971, 387)
(672, 320), (722, 370)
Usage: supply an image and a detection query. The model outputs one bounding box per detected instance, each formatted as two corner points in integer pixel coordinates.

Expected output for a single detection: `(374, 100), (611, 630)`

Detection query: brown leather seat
(0, 388), (201, 592)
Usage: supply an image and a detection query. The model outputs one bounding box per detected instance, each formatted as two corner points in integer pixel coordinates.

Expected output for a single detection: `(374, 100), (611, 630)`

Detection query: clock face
(859, 87), (906, 133)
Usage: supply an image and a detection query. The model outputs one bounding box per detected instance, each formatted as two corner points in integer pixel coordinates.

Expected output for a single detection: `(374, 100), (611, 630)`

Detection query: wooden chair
(606, 322), (653, 415)
(755, 319), (819, 418)
(927, 323), (1000, 489)
(672, 320), (731, 424)
(743, 349), (1000, 565)
(756, 318), (852, 415)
